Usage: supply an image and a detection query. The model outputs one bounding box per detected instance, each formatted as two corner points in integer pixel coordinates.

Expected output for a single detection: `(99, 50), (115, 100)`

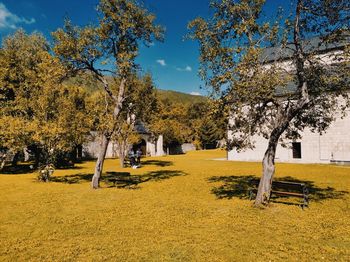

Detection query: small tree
(53, 0), (163, 188)
(190, 0), (350, 206)
(150, 100), (192, 153)
(186, 101), (226, 149)
(32, 84), (92, 168)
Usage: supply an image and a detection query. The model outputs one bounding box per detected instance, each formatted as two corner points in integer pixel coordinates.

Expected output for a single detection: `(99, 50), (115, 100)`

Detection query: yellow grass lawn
(1, 150), (349, 261)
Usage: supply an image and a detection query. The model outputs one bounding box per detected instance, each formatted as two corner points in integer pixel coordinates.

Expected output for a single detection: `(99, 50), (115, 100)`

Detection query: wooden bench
(248, 179), (309, 208)
(123, 157), (130, 167)
(123, 156), (140, 167)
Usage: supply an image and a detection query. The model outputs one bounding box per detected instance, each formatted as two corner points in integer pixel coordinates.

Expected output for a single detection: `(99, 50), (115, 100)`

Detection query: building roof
(261, 34), (349, 63)
(134, 120), (151, 135)
(260, 33), (349, 96)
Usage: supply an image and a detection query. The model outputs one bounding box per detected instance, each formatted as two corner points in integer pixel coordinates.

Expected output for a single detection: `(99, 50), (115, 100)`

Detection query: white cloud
(156, 59), (166, 66)
(176, 65), (192, 72)
(0, 3), (36, 30)
(185, 66), (192, 72)
(190, 92), (201, 96)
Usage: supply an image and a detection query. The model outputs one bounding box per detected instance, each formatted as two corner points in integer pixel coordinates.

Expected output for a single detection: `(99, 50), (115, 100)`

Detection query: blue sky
(0, 0), (291, 95)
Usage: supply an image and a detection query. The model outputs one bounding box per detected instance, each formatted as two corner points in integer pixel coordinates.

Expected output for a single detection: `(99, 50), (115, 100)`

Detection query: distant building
(83, 121), (165, 159)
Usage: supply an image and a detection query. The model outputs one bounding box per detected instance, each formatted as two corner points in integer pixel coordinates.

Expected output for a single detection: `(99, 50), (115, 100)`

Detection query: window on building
(292, 142), (302, 159)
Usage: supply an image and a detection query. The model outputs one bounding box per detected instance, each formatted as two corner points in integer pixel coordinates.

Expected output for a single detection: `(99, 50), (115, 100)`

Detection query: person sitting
(128, 149), (136, 167)
(136, 148), (142, 166)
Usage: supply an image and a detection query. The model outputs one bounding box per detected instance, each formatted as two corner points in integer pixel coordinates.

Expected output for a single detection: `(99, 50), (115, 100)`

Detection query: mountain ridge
(156, 89), (207, 105)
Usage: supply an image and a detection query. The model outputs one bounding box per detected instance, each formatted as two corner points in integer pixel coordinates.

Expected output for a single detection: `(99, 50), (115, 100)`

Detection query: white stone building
(228, 110), (350, 164)
(228, 39), (350, 164)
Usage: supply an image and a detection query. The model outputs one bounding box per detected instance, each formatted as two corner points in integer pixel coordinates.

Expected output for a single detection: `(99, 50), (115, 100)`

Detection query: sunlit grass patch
(1, 149), (349, 261)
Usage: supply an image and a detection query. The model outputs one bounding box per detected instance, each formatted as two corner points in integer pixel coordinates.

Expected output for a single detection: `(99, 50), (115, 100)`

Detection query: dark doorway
(292, 142), (302, 159)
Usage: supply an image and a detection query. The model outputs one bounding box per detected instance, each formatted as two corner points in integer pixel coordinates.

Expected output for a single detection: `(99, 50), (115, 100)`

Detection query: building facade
(228, 109), (350, 164)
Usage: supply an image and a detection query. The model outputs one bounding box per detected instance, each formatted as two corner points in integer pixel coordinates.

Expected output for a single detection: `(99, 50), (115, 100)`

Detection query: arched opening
(133, 139), (147, 156)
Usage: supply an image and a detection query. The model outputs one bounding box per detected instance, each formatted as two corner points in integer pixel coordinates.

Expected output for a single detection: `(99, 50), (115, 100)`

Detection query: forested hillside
(156, 89), (207, 105)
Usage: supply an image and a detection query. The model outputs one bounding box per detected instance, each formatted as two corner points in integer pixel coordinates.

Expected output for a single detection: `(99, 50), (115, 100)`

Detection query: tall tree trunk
(119, 141), (126, 168)
(0, 151), (7, 171)
(11, 151), (20, 166)
(33, 146), (41, 168)
(254, 137), (278, 206)
(117, 113), (135, 168)
(254, 96), (309, 207)
(254, 117), (295, 206)
(91, 133), (110, 189)
(119, 154), (125, 168)
(91, 78), (126, 189)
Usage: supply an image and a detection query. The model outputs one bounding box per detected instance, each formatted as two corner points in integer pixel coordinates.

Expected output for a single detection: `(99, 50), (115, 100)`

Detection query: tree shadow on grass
(54, 166), (84, 170)
(1, 163), (83, 175)
(0, 164), (35, 175)
(208, 175), (348, 205)
(51, 170), (186, 189)
(141, 160), (173, 167)
(209, 175), (257, 199)
(51, 173), (94, 184)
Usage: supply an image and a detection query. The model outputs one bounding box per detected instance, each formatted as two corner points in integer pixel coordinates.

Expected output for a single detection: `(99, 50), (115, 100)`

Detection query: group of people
(128, 148), (142, 169)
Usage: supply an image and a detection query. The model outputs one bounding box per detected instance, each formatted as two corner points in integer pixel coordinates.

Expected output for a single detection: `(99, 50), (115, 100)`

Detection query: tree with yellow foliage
(53, 0), (164, 188)
(0, 30), (92, 172)
(149, 99), (192, 153)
